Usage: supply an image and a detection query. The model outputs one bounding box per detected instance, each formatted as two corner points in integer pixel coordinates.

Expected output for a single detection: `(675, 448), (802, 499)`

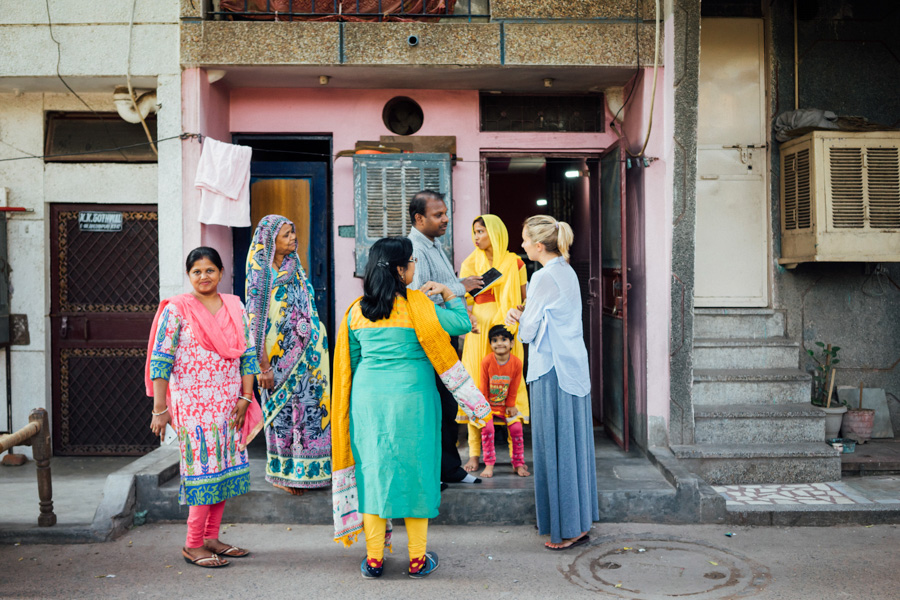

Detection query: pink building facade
(180, 61), (672, 452)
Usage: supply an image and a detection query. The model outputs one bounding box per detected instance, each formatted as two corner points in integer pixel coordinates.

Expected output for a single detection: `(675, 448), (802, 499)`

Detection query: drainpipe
(794, 0), (799, 110)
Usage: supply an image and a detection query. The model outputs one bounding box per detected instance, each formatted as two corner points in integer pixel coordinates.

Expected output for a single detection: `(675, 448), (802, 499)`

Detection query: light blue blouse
(518, 257), (591, 397)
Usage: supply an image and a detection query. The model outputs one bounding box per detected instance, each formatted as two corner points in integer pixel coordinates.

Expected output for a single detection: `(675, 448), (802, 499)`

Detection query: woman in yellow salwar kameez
(459, 215), (530, 475)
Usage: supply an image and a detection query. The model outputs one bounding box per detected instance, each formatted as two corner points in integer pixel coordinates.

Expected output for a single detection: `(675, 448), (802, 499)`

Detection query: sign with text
(78, 211), (123, 232)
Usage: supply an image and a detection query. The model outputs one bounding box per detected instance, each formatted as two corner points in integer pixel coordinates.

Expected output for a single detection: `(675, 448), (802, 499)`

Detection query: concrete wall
(768, 0), (900, 428)
(667, 0), (700, 445)
(0, 1), (181, 454)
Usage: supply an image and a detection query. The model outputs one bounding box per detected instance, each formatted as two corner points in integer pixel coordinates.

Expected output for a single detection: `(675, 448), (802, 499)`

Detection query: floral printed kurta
(149, 303), (260, 506)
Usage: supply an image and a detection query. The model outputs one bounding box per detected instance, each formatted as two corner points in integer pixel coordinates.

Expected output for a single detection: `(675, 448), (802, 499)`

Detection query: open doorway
(482, 151), (633, 452)
(230, 135), (334, 337)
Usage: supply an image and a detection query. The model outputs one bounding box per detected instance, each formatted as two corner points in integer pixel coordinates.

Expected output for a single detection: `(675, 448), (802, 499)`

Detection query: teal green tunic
(347, 295), (471, 519)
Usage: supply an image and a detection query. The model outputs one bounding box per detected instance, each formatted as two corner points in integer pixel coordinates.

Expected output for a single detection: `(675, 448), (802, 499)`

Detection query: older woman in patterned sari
(245, 214), (331, 495)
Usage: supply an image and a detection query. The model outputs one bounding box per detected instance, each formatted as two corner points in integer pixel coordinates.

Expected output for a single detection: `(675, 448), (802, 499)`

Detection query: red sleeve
(480, 355), (492, 401)
(505, 356), (522, 407)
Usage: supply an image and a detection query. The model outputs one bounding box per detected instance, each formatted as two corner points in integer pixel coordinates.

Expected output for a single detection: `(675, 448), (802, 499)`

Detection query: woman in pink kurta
(147, 247), (261, 568)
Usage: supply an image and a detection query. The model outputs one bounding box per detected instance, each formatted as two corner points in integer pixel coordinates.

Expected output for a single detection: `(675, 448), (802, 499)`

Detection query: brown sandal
(182, 548), (229, 568)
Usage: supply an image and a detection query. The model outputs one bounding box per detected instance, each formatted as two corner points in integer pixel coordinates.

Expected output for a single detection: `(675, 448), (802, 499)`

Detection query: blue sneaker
(408, 551), (439, 579)
(360, 557), (383, 579)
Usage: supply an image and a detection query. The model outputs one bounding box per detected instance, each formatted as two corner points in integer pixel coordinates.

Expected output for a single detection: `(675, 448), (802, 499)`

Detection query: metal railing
(210, 1), (490, 22)
(0, 409), (56, 527)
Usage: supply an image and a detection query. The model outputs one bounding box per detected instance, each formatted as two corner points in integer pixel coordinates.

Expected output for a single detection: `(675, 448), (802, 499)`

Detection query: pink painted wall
(181, 74), (673, 446)
(227, 87), (621, 319)
(182, 69), (234, 292)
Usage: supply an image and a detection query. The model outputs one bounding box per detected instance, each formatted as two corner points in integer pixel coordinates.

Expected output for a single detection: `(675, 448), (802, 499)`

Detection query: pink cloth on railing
(194, 137), (252, 227)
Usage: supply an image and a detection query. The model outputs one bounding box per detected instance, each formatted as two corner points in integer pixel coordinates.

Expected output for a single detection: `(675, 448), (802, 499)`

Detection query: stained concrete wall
(667, 0), (700, 445)
(769, 0), (900, 431)
(0, 1), (182, 455)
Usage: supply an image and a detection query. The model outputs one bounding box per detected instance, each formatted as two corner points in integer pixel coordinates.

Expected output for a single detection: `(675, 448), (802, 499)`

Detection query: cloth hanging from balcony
(219, 0), (456, 22)
(195, 137), (252, 228)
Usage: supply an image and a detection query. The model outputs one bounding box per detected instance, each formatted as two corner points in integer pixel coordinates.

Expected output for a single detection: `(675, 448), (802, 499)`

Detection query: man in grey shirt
(408, 190), (483, 484)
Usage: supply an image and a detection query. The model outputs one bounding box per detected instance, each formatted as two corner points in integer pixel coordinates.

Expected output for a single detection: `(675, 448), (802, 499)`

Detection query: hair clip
(376, 261), (390, 268)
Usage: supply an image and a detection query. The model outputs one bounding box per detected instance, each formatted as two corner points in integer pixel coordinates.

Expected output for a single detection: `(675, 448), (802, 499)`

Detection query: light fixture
(536, 199), (548, 206)
(564, 170), (581, 178)
(319, 75), (330, 85)
(543, 78), (554, 88)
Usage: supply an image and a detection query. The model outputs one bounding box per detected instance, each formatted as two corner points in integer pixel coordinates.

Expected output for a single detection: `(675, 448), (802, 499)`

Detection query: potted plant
(807, 342), (846, 439)
(841, 383), (876, 443)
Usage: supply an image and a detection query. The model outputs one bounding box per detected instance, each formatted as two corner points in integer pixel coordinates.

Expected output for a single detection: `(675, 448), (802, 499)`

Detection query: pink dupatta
(145, 293), (262, 449)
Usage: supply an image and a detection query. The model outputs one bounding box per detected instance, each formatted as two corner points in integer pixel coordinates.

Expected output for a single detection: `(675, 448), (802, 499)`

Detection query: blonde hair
(523, 215), (574, 261)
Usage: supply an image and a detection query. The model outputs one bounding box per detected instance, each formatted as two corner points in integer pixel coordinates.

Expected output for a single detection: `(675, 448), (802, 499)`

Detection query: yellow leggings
(467, 422), (514, 458)
(362, 513), (428, 562)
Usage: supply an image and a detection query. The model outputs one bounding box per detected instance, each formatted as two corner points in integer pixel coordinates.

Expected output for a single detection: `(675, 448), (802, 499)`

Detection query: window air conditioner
(779, 131), (900, 268)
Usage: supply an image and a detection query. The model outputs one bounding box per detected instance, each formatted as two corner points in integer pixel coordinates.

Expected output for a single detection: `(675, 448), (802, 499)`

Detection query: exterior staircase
(671, 309), (841, 484)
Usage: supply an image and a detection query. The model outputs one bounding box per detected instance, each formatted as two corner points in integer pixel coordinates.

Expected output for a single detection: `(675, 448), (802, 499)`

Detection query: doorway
(50, 204), (160, 455)
(695, 18), (769, 307)
(230, 135), (333, 336)
(482, 150), (631, 451)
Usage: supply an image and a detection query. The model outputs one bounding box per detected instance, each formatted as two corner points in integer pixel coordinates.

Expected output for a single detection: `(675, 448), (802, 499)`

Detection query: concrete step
(693, 338), (799, 370)
(136, 435), (714, 526)
(694, 309), (787, 339)
(693, 369), (812, 405)
(693, 403), (825, 444)
(671, 443), (841, 485)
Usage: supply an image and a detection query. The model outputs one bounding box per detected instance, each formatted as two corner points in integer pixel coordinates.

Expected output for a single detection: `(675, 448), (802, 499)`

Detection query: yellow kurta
(458, 215), (530, 434)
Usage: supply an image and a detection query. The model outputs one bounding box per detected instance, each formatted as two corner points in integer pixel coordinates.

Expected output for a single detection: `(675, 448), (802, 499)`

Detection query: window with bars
(353, 153), (453, 276)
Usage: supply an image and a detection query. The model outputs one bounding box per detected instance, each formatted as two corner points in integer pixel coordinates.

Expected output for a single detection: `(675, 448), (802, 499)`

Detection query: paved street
(1, 523), (897, 599)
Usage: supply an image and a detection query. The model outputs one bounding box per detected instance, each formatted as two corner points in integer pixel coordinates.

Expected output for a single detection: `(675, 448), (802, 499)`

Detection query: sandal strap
(193, 555), (225, 566)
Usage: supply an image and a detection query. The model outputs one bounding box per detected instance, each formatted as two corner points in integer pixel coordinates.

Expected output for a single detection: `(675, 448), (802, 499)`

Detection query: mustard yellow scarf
(331, 290), (490, 546)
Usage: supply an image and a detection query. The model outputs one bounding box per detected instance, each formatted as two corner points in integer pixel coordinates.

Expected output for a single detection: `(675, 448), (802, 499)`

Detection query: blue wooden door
(232, 161), (331, 333)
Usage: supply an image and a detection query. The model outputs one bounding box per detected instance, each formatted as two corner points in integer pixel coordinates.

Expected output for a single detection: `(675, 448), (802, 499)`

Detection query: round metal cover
(561, 535), (771, 599)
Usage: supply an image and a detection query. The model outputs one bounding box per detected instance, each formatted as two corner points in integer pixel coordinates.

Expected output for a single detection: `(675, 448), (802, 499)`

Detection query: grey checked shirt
(408, 227), (466, 306)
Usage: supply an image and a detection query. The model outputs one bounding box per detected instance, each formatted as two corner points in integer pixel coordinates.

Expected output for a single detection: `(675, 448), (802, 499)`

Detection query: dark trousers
(437, 337), (467, 483)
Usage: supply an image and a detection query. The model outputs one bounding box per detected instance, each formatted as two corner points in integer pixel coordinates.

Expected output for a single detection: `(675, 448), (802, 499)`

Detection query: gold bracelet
(151, 407), (168, 416)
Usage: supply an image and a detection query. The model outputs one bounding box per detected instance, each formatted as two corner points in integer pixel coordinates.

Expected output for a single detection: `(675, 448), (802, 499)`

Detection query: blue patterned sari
(245, 215), (332, 489)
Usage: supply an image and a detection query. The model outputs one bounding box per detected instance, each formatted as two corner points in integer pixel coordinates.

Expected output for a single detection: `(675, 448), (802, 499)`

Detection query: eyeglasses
(408, 257), (418, 264)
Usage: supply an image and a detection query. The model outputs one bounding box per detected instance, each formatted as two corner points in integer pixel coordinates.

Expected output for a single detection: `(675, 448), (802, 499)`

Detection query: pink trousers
(185, 501), (226, 548)
(481, 418), (525, 467)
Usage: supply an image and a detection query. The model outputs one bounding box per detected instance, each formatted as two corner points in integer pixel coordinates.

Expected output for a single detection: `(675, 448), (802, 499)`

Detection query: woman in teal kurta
(341, 237), (474, 579)
(347, 286), (471, 519)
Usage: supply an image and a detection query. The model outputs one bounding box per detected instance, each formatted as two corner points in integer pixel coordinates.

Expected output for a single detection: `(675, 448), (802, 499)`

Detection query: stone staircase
(671, 309), (841, 484)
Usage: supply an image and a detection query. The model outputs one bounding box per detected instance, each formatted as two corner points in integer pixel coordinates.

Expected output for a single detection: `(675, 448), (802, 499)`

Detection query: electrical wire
(127, 0), (158, 155)
(609, 0), (660, 159)
(44, 0), (129, 161)
(0, 134), (189, 163)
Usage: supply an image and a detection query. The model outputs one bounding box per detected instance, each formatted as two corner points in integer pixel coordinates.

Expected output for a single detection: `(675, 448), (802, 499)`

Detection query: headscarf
(245, 214), (329, 432)
(460, 214), (524, 334)
(245, 215), (314, 366)
(144, 292), (262, 448)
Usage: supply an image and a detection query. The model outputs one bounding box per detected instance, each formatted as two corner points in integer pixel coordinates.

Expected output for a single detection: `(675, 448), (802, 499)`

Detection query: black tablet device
(471, 268), (502, 296)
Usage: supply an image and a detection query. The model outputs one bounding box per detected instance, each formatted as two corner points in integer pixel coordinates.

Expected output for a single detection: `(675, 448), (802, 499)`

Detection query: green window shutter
(353, 153), (453, 276)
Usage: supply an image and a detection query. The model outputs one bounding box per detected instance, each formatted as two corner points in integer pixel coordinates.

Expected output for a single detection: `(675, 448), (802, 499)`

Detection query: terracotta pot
(817, 405), (847, 440)
(841, 409), (875, 442)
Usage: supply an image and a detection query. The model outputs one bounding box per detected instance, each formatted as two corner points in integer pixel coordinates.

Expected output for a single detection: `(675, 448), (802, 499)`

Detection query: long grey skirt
(530, 367), (599, 544)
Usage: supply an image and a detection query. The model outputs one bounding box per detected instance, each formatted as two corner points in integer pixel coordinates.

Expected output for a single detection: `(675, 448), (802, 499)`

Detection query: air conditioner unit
(779, 131), (900, 267)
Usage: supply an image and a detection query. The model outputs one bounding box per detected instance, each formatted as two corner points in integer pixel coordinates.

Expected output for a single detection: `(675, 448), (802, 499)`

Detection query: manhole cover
(561, 536), (771, 599)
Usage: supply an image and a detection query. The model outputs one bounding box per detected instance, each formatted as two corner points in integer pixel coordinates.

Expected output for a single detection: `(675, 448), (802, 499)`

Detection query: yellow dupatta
(331, 290), (490, 547)
(459, 214), (524, 335)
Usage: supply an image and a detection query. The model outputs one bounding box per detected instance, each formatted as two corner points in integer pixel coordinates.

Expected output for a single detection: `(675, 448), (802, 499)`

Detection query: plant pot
(842, 408), (875, 442)
(817, 405), (847, 440)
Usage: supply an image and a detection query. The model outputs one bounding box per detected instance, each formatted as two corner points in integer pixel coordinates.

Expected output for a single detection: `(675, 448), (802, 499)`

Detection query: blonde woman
(506, 216), (598, 551)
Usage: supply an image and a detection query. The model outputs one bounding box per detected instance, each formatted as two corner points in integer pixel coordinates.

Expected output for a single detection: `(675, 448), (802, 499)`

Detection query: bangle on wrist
(151, 407), (168, 417)
(259, 366), (273, 374)
(238, 395), (251, 403)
